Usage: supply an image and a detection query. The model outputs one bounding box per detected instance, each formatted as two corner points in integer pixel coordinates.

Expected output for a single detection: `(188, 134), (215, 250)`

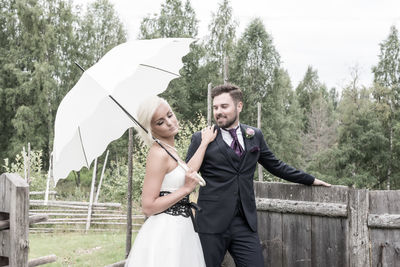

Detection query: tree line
(1, 0), (400, 193)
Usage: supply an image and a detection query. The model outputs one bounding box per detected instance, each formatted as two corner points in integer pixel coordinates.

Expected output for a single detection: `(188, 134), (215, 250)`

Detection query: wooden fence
(0, 173), (56, 267)
(29, 200), (144, 233)
(5, 171), (399, 266)
(223, 182), (400, 267)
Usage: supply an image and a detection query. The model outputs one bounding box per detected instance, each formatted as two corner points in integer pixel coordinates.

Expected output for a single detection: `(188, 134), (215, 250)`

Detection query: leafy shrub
(3, 149), (47, 192)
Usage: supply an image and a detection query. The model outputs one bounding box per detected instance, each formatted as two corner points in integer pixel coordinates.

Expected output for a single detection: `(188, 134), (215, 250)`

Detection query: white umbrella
(53, 38), (198, 185)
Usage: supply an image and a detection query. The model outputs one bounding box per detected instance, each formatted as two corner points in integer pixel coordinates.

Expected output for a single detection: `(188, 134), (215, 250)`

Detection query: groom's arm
(257, 129), (314, 185)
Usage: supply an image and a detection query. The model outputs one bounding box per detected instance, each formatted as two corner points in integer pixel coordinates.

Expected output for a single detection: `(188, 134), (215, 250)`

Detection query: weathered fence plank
(311, 185), (348, 267)
(256, 198), (347, 217)
(369, 190), (400, 267)
(281, 184), (312, 267)
(255, 182), (284, 267)
(27, 254), (57, 267)
(312, 217), (347, 266)
(29, 200), (121, 208)
(368, 214), (400, 229)
(347, 188), (369, 267)
(257, 211), (283, 267)
(29, 191), (57, 196)
(0, 215), (48, 230)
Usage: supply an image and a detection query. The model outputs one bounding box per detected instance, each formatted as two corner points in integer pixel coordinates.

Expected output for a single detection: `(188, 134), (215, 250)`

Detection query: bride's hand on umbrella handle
(183, 170), (200, 193)
(177, 161), (206, 187)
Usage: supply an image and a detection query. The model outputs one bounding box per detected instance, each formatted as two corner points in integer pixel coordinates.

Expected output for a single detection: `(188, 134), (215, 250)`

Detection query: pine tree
(138, 0), (209, 121)
(5, 0), (80, 166)
(295, 66), (329, 132)
(230, 18), (280, 125)
(0, 0), (20, 162)
(372, 25), (400, 189)
(0, 0), (127, 170)
(77, 0), (127, 66)
(204, 0), (237, 80)
(138, 0), (198, 39)
(264, 69), (303, 169)
(301, 94), (337, 164)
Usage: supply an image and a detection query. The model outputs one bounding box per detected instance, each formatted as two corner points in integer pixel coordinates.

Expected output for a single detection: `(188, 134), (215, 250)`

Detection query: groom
(186, 84), (330, 267)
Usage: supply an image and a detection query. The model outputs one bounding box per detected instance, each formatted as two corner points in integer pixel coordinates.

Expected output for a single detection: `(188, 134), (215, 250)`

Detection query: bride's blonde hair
(136, 96), (169, 147)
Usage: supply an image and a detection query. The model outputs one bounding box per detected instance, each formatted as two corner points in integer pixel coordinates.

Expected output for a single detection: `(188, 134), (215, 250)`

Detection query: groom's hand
(312, 178), (331, 187)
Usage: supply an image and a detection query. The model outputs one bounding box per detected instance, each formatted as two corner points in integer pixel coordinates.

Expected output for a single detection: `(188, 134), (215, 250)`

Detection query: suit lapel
(238, 124), (255, 170)
(241, 124), (250, 154)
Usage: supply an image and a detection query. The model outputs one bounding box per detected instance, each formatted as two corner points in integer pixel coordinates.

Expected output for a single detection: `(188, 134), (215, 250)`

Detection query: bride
(125, 96), (216, 267)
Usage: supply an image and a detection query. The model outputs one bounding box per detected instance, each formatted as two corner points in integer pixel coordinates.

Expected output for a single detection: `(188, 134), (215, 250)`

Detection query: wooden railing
(223, 182), (400, 267)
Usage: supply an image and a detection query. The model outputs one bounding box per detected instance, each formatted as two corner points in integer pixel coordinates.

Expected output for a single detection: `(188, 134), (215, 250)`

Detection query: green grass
(29, 231), (136, 266)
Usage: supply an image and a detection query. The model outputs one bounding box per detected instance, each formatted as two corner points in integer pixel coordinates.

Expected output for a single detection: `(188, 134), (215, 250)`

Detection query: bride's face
(150, 102), (179, 139)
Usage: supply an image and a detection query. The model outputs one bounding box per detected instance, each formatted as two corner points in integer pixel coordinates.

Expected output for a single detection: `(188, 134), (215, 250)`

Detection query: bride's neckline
(157, 139), (177, 152)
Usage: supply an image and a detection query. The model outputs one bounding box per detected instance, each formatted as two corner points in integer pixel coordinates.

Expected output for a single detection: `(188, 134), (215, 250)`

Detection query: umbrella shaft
(108, 95), (179, 163)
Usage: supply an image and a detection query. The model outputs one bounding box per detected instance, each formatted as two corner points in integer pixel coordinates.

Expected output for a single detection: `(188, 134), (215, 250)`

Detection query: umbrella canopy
(53, 38), (194, 185)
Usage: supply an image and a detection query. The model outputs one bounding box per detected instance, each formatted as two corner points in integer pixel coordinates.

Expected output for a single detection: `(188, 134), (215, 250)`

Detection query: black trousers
(199, 205), (264, 267)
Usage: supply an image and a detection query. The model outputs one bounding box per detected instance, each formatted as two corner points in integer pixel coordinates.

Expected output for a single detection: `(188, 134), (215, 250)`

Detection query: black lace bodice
(157, 191), (201, 232)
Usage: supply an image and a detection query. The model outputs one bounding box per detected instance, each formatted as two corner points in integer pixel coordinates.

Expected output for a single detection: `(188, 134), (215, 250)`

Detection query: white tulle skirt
(125, 213), (206, 267)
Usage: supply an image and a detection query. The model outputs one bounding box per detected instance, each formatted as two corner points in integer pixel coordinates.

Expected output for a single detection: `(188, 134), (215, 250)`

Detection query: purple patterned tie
(228, 127), (244, 157)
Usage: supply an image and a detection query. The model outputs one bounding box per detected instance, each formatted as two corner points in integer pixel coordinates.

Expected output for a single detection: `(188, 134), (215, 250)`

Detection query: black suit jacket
(186, 124), (315, 234)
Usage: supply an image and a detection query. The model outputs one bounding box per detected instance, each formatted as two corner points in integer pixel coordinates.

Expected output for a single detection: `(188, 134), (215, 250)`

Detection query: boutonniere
(250, 146), (260, 153)
(245, 128), (255, 139)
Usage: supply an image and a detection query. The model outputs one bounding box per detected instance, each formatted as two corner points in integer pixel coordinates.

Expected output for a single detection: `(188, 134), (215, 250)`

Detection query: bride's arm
(141, 145), (197, 217)
(186, 125), (217, 172)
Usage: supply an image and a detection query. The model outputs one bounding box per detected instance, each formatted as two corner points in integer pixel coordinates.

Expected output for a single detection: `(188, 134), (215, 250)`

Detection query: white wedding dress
(125, 165), (206, 267)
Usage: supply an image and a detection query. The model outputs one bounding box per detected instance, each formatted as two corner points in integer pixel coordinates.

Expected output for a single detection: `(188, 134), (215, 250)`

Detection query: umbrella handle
(177, 161), (206, 187)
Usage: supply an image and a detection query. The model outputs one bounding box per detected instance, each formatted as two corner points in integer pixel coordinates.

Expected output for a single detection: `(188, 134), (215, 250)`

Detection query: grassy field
(29, 231), (136, 266)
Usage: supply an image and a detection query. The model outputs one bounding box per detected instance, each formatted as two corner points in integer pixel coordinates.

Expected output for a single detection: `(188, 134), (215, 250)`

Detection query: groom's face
(213, 92), (242, 129)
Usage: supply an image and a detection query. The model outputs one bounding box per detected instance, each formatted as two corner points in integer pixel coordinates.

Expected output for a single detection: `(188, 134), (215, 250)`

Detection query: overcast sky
(76, 0), (400, 93)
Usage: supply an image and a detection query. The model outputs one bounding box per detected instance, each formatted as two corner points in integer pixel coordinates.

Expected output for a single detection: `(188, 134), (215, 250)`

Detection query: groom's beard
(215, 113), (238, 129)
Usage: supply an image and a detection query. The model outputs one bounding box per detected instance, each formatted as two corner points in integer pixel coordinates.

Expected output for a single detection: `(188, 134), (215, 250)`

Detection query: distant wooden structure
(222, 182), (400, 266)
(0, 173), (56, 267)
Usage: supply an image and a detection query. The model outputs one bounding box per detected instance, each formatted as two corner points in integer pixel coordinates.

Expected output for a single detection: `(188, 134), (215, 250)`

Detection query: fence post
(126, 128), (134, 258)
(0, 173), (29, 266)
(348, 188), (369, 266)
(86, 158), (97, 232)
(23, 146), (27, 181)
(1, 173), (56, 266)
(95, 150), (109, 203)
(45, 152), (53, 205)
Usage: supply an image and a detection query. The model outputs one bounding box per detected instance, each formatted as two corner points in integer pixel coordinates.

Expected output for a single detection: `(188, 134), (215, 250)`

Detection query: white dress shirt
(220, 123), (245, 151)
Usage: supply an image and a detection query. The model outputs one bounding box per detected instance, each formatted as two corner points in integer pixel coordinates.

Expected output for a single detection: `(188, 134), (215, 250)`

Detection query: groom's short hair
(211, 84), (243, 104)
